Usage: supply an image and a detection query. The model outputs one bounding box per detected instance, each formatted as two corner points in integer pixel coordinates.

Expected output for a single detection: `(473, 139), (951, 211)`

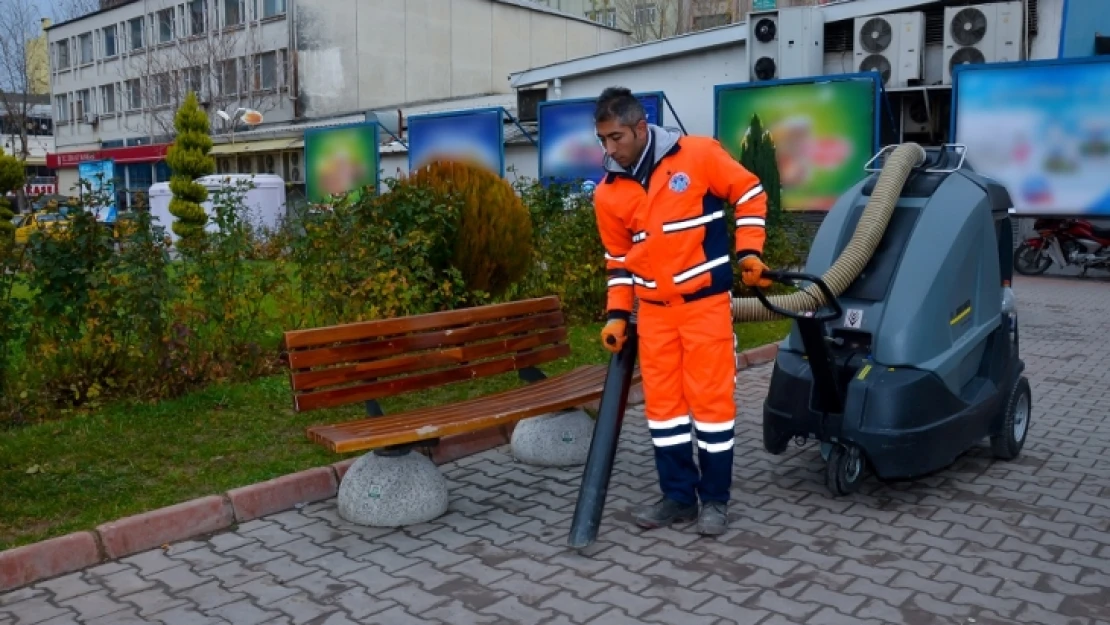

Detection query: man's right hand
(600, 319), (628, 354)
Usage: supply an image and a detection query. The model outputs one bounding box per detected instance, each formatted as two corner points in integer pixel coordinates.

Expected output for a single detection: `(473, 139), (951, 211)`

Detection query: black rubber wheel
(991, 376), (1031, 460)
(825, 444), (866, 497)
(1013, 243), (1052, 276)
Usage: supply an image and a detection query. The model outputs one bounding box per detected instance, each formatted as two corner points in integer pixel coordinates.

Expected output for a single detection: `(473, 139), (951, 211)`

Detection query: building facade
(45, 0), (627, 202)
(46, 0), (295, 200)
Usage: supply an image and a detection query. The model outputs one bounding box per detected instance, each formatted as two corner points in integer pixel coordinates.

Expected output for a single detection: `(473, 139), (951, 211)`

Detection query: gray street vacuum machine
(569, 142), (1032, 547)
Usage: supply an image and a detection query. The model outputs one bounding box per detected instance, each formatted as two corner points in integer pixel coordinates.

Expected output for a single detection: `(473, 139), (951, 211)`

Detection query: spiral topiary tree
(408, 160), (533, 297)
(164, 91), (215, 249)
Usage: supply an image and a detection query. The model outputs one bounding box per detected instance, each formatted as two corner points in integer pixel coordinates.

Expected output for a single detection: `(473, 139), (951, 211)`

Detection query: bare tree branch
(0, 0), (47, 209)
(113, 0), (287, 141)
(592, 0), (691, 43)
(52, 0), (101, 24)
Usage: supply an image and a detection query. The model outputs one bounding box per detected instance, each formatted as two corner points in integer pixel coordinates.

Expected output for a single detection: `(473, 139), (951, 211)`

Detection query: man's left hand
(740, 255), (772, 289)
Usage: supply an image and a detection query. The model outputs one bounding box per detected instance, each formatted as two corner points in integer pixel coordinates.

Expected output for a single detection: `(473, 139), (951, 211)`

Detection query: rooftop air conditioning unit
(943, 1), (1024, 85)
(746, 9), (780, 82)
(854, 11), (925, 88)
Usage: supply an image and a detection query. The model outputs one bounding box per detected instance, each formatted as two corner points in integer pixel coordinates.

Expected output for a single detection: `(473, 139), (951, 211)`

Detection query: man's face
(596, 118), (649, 170)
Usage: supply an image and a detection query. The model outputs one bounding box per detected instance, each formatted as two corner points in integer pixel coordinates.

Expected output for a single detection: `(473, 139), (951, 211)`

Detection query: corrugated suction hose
(731, 142), (928, 322)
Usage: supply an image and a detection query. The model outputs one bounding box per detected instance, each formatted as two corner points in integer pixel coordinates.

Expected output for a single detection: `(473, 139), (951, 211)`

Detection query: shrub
(20, 190), (171, 409)
(408, 161), (533, 297)
(281, 173), (476, 329)
(165, 92), (215, 249)
(512, 179), (607, 323)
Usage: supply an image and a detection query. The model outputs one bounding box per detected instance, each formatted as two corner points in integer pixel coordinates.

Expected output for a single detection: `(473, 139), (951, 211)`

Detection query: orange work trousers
(637, 291), (737, 506)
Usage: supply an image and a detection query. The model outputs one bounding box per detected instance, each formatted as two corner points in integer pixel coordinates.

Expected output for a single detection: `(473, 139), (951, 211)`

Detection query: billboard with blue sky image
(538, 92), (664, 191)
(407, 108), (505, 176)
(77, 159), (117, 223)
(953, 56), (1110, 217)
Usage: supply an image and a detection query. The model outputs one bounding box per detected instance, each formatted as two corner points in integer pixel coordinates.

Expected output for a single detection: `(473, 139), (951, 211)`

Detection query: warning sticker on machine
(843, 309), (864, 329)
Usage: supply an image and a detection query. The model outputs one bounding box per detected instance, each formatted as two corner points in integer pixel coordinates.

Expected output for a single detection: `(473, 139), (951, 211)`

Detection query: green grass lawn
(0, 319), (789, 551)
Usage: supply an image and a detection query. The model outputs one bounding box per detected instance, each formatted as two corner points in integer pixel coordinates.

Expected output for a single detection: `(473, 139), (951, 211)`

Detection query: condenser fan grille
(949, 46), (986, 72)
(950, 8), (988, 46)
(859, 54), (892, 85)
(754, 18), (776, 43)
(754, 57), (777, 80)
(860, 18), (893, 53)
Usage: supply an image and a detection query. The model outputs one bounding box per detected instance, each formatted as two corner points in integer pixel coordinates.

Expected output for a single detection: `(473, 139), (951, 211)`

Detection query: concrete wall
(294, 0), (630, 119)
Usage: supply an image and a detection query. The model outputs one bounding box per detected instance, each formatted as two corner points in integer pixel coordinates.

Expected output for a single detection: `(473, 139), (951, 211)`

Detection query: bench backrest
(282, 296), (570, 412)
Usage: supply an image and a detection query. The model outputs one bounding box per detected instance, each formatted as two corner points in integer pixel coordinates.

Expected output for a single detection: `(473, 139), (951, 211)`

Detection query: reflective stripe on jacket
(594, 124), (768, 319)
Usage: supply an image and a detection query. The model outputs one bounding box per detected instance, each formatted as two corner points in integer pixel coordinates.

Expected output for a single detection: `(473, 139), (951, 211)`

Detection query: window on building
(126, 164), (154, 193)
(586, 8), (617, 28)
(103, 25), (118, 57)
(54, 94), (69, 122)
(101, 84), (117, 114)
(157, 8), (175, 42)
(55, 41), (70, 70)
(126, 78), (142, 110)
(129, 17), (144, 50)
(75, 89), (91, 121)
(260, 0), (285, 18)
(153, 73), (173, 106)
(189, 0), (207, 35)
(693, 13), (730, 30)
(634, 3), (657, 25)
(184, 66), (204, 98)
(219, 59), (238, 95)
(224, 0), (242, 27)
(253, 51), (277, 91)
(79, 33), (94, 64)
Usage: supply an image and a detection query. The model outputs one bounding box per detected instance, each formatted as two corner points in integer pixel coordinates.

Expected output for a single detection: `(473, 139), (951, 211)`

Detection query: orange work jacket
(593, 124), (768, 320)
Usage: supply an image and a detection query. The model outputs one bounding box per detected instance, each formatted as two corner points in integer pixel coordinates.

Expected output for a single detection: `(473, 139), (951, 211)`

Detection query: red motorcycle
(1014, 218), (1110, 276)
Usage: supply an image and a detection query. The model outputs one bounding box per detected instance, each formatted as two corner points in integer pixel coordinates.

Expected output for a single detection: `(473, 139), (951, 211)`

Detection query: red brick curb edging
(0, 340), (780, 593)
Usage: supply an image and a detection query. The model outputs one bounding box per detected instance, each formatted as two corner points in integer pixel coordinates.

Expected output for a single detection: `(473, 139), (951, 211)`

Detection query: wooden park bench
(281, 296), (638, 455)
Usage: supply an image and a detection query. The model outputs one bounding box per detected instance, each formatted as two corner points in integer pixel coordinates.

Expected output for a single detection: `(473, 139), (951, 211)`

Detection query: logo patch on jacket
(669, 172), (691, 193)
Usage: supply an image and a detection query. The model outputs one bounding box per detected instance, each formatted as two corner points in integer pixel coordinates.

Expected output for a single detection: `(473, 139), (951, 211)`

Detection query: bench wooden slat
(286, 310), (565, 370)
(291, 327), (568, 391)
(293, 343), (572, 412)
(312, 364), (614, 434)
(306, 364), (639, 453)
(282, 296), (561, 350)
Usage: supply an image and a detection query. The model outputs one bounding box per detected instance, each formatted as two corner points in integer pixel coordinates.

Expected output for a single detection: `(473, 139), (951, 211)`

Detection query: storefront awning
(47, 143), (170, 168)
(210, 137), (303, 155)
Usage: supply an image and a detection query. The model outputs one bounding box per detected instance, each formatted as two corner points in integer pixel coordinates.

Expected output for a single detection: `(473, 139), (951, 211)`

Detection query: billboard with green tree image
(714, 73), (880, 212)
(304, 122), (380, 203)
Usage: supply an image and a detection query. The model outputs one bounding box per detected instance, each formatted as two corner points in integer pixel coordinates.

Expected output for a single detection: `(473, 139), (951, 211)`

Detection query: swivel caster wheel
(825, 444), (866, 497)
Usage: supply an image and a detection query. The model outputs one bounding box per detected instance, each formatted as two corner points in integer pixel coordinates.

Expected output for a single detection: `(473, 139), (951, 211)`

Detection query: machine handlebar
(752, 270), (845, 323)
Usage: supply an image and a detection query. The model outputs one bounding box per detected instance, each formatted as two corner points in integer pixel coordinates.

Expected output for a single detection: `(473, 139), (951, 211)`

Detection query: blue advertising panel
(952, 56), (1110, 217)
(78, 159), (117, 222)
(537, 92), (664, 190)
(407, 107), (505, 175)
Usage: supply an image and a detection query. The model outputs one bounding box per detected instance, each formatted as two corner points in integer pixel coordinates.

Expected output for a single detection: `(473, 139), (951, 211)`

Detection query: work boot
(697, 501), (729, 536)
(631, 497), (698, 529)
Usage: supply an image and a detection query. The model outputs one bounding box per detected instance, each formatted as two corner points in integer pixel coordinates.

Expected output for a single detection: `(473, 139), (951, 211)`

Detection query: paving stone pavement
(3, 275), (1109, 625)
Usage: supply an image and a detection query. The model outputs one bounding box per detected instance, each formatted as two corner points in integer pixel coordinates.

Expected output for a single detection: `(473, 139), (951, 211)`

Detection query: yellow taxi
(12, 212), (71, 245)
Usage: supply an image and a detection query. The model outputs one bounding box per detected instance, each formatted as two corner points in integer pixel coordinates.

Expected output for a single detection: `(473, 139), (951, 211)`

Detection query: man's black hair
(595, 86), (646, 126)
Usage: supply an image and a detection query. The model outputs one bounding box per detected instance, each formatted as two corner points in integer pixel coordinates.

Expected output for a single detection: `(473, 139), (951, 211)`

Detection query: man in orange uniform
(592, 87), (770, 535)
